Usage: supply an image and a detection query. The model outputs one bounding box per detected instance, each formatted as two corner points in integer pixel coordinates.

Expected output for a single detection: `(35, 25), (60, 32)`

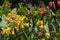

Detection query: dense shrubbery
(0, 0), (60, 40)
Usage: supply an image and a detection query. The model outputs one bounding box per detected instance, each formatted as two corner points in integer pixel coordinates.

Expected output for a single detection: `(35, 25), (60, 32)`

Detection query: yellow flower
(16, 22), (20, 28)
(15, 18), (19, 21)
(45, 32), (50, 39)
(4, 17), (12, 22)
(11, 28), (15, 35)
(39, 25), (44, 30)
(2, 27), (11, 35)
(15, 27), (19, 31)
(8, 17), (12, 21)
(16, 15), (20, 18)
(7, 13), (12, 17)
(5, 12), (26, 29)
(11, 13), (17, 19)
(4, 17), (9, 21)
(36, 20), (43, 26)
(17, 16), (25, 28)
(24, 23), (29, 27)
(39, 25), (46, 30)
(42, 38), (45, 40)
(19, 16), (25, 21)
(7, 12), (17, 19)
(43, 25), (46, 30)
(20, 24), (24, 28)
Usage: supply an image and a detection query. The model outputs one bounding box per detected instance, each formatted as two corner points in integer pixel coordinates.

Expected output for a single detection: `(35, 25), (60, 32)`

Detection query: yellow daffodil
(11, 13), (17, 19)
(36, 20), (43, 26)
(19, 16), (25, 21)
(4, 12), (27, 29)
(43, 25), (46, 30)
(45, 32), (50, 39)
(4, 17), (10, 21)
(2, 27), (11, 35)
(42, 38), (45, 40)
(7, 13), (12, 17)
(11, 28), (15, 35)
(24, 23), (29, 27)
(39, 25), (46, 30)
(4, 17), (12, 22)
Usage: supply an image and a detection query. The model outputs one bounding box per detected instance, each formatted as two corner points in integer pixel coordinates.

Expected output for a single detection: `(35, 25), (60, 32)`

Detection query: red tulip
(58, 0), (60, 1)
(48, 1), (55, 9)
(57, 0), (60, 6)
(40, 9), (47, 16)
(43, 9), (47, 13)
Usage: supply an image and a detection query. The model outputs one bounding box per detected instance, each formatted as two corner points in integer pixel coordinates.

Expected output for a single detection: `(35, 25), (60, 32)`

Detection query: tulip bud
(48, 1), (55, 9)
(40, 9), (47, 16)
(57, 0), (60, 6)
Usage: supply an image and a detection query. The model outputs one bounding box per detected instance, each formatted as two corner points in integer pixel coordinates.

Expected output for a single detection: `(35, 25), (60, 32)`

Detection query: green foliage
(0, 0), (60, 40)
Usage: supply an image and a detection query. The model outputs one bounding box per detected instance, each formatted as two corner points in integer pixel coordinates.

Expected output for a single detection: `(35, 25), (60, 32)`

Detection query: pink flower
(6, 3), (12, 8)
(57, 0), (60, 6)
(36, 6), (40, 11)
(40, 9), (47, 16)
(48, 1), (55, 9)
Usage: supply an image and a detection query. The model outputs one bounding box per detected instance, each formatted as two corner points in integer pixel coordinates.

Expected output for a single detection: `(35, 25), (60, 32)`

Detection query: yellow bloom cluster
(4, 12), (29, 29)
(2, 27), (15, 35)
(36, 20), (46, 30)
(2, 27), (11, 35)
(36, 20), (50, 39)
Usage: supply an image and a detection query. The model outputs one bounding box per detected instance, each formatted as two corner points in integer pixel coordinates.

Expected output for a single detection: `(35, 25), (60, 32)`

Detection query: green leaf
(28, 33), (34, 40)
(20, 35), (25, 40)
(56, 19), (60, 26)
(18, 6), (28, 16)
(45, 22), (49, 32)
(0, 14), (7, 27)
(55, 10), (60, 17)
(51, 24), (56, 33)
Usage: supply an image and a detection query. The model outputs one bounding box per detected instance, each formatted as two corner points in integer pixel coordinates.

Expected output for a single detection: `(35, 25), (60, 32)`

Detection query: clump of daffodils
(37, 20), (51, 39)
(36, 20), (46, 30)
(4, 12), (29, 29)
(2, 27), (15, 35)
(2, 27), (11, 35)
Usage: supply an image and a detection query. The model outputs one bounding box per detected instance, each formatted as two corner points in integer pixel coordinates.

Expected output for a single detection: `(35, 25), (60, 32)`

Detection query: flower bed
(0, 0), (60, 40)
